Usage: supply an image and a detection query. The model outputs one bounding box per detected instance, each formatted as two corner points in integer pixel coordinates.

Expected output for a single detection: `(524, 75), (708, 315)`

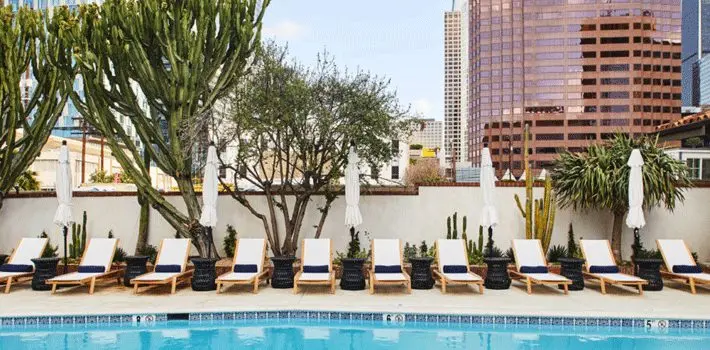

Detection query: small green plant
(137, 244), (158, 265)
(39, 231), (58, 258)
(70, 211), (88, 258)
(419, 241), (430, 258)
(403, 242), (417, 262)
(566, 223), (582, 258)
(504, 247), (515, 264)
(462, 226), (486, 265)
(107, 230), (126, 263)
(335, 230), (370, 264)
(547, 245), (568, 263)
(223, 225), (238, 258)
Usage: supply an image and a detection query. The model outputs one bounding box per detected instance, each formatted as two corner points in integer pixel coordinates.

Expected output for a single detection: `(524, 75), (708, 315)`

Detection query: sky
(261, 0), (451, 120)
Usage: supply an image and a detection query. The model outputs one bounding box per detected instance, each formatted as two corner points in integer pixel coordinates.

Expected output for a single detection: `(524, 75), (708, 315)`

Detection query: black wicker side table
(270, 256), (296, 289)
(558, 257), (585, 291)
(0, 254), (8, 266)
(484, 257), (511, 290)
(31, 257), (60, 291)
(123, 256), (149, 287)
(634, 258), (663, 291)
(340, 258), (366, 291)
(409, 257), (435, 290)
(191, 258), (218, 291)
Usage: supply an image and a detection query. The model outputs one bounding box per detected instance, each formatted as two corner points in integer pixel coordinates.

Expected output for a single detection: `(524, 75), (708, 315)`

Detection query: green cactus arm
(462, 215), (467, 236)
(477, 227), (484, 254)
(544, 196), (557, 253)
(525, 199), (533, 239)
(514, 194), (526, 218)
(447, 216), (452, 239)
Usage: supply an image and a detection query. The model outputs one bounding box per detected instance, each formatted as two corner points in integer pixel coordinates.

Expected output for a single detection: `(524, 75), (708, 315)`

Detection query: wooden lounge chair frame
(216, 239), (269, 294)
(369, 239), (411, 294)
(46, 239), (122, 295)
(510, 239), (571, 295)
(581, 240), (647, 295)
(1, 238), (48, 294)
(293, 239), (336, 294)
(657, 239), (710, 294)
(432, 239), (484, 294)
(131, 239), (193, 295)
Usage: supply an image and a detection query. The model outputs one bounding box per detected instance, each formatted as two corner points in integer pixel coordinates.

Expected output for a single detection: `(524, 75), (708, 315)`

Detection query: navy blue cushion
(374, 265), (402, 274)
(77, 265), (106, 273)
(154, 265), (182, 273)
(0, 264), (33, 273)
(443, 265), (468, 273)
(303, 265), (329, 273)
(673, 265), (702, 274)
(520, 266), (548, 274)
(589, 265), (619, 274)
(234, 264), (258, 273)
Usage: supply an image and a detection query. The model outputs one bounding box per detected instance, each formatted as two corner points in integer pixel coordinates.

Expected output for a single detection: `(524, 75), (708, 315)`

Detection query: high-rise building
(468, 2), (682, 174)
(410, 119), (444, 150)
(444, 0), (468, 166)
(682, 0), (710, 107)
(695, 55), (710, 107)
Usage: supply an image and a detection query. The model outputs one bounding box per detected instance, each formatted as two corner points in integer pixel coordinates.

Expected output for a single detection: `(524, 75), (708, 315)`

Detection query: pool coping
(0, 309), (707, 330)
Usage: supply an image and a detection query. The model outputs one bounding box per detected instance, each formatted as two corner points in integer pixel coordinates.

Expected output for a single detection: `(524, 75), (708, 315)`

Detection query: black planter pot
(340, 258), (366, 291)
(558, 257), (585, 291)
(634, 258), (663, 291)
(270, 256), (296, 289)
(0, 254), (8, 266)
(409, 257), (435, 290)
(123, 256), (149, 287)
(31, 257), (60, 291)
(191, 258), (218, 291)
(484, 257), (511, 290)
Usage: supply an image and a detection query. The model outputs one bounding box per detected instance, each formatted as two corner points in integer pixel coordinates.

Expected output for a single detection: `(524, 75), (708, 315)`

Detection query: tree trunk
(134, 191), (150, 254)
(610, 211), (626, 261)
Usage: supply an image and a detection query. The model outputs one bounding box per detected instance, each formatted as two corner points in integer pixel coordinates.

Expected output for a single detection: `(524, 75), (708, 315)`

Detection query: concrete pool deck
(2, 279), (710, 319)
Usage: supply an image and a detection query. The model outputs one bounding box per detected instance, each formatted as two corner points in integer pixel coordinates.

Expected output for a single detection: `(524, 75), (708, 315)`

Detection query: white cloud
(412, 98), (433, 117)
(263, 20), (307, 41)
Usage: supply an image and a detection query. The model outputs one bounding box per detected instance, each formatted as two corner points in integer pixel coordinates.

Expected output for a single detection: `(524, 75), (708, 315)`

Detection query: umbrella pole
(486, 226), (494, 258)
(63, 225), (68, 274)
(207, 227), (213, 259)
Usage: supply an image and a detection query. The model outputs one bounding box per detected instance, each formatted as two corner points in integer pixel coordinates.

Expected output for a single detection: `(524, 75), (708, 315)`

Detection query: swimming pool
(1, 318), (708, 349)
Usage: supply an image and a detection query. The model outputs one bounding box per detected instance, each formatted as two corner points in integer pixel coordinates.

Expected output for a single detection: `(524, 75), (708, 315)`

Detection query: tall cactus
(513, 124), (557, 252)
(69, 211), (88, 258)
(0, 7), (76, 213)
(446, 216), (452, 239)
(67, 0), (269, 257)
(452, 212), (458, 239)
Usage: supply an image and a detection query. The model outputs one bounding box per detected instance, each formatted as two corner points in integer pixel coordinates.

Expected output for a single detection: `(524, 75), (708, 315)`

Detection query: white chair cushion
(374, 273), (407, 281)
(436, 239), (468, 273)
(591, 273), (645, 282)
(0, 271), (32, 279)
(155, 239), (190, 269)
(513, 239), (546, 269)
(234, 239), (266, 273)
(442, 273), (481, 281)
(80, 238), (117, 271)
(49, 272), (105, 281)
(132, 272), (182, 281)
(676, 272), (710, 281)
(217, 272), (258, 281)
(9, 238), (48, 266)
(581, 240), (616, 267)
(373, 239), (401, 267)
(519, 273), (569, 282)
(297, 272), (331, 281)
(657, 239), (696, 272)
(302, 239), (331, 268)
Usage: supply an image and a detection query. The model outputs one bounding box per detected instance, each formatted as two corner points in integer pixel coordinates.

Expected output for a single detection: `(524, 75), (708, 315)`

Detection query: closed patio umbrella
(626, 149), (645, 255)
(199, 143), (219, 258)
(479, 147), (499, 256)
(344, 145), (363, 233)
(53, 141), (73, 273)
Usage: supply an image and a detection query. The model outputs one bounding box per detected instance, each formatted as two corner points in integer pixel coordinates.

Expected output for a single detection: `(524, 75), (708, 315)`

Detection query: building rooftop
(656, 109), (710, 132)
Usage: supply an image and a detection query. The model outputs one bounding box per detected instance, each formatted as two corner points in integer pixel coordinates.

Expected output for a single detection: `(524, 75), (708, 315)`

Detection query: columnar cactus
(514, 124), (557, 252)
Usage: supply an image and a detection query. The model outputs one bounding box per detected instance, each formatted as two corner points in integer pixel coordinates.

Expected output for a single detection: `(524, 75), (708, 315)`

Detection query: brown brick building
(468, 1), (682, 175)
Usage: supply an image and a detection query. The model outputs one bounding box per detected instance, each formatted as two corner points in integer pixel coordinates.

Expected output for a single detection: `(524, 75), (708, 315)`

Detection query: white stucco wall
(0, 186), (708, 262)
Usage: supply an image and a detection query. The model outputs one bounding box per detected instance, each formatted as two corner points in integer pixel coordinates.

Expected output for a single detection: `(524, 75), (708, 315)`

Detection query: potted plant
(482, 227), (511, 290)
(409, 241), (435, 289)
(338, 228), (369, 291)
(556, 223), (585, 291)
(631, 234), (664, 291)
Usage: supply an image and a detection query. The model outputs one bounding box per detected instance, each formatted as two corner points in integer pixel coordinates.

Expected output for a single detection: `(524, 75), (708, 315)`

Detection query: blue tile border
(1, 310), (708, 330)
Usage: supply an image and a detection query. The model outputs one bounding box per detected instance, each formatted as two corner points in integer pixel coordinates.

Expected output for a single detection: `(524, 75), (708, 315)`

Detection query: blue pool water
(1, 319), (708, 349)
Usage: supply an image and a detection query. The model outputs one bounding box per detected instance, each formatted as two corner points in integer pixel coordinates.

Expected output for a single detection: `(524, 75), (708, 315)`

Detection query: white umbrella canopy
(537, 169), (548, 181)
(501, 168), (514, 181)
(479, 147), (499, 228)
(53, 142), (73, 227)
(199, 144), (219, 228)
(344, 146), (363, 228)
(625, 149), (646, 229)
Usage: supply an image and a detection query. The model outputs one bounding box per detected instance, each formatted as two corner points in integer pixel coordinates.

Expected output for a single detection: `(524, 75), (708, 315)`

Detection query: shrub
(39, 231), (58, 258)
(404, 158), (444, 185)
(223, 225), (238, 258)
(547, 245), (568, 263)
(504, 247), (515, 264)
(107, 230), (126, 263)
(403, 242), (417, 262)
(137, 244), (158, 265)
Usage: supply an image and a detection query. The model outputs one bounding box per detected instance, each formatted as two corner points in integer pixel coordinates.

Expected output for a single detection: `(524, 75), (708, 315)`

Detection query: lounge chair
(657, 239), (710, 294)
(510, 239), (572, 294)
(293, 239), (336, 294)
(369, 239), (411, 294)
(131, 239), (193, 294)
(216, 238), (269, 294)
(0, 238), (48, 293)
(46, 238), (121, 295)
(433, 239), (484, 294)
(580, 239), (647, 295)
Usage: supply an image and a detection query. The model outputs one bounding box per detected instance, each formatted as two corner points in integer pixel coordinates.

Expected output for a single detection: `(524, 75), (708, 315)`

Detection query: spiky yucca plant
(552, 135), (691, 260)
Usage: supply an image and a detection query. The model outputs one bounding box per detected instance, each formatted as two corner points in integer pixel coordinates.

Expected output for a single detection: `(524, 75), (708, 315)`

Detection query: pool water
(1, 319), (708, 349)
